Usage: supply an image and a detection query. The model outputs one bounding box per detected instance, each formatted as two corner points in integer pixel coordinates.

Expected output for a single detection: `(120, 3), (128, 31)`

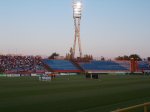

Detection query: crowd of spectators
(0, 55), (45, 73)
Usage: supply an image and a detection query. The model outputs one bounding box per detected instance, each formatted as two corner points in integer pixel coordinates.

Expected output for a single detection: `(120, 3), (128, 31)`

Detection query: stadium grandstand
(0, 55), (150, 75)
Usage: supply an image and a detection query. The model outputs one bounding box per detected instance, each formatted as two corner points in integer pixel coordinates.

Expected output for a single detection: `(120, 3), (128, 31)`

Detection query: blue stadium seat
(79, 61), (130, 71)
(138, 61), (150, 70)
(43, 59), (80, 71)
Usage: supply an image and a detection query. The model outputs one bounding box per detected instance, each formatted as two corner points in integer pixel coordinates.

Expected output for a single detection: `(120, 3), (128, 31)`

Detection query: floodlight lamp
(73, 1), (82, 10)
(74, 8), (79, 12)
(76, 1), (82, 8)
(73, 0), (82, 18)
(74, 8), (81, 13)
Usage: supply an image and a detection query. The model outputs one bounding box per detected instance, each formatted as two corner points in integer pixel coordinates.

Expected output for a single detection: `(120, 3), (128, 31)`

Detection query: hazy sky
(0, 0), (150, 58)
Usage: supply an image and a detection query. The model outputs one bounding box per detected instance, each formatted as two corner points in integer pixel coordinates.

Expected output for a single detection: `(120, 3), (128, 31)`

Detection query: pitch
(0, 74), (150, 112)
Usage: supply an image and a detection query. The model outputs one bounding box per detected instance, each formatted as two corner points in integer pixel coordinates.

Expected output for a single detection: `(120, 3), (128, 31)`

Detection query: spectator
(0, 55), (45, 73)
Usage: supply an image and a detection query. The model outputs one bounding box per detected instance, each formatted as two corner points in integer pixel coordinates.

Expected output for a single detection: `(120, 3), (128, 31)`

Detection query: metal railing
(112, 102), (150, 112)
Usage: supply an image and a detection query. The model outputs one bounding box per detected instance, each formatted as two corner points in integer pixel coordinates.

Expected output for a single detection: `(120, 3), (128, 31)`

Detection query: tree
(115, 54), (141, 61)
(65, 53), (71, 60)
(115, 56), (124, 61)
(48, 52), (59, 59)
(148, 57), (150, 61)
(129, 54), (142, 61)
(123, 55), (129, 60)
(101, 56), (105, 61)
(83, 54), (93, 61)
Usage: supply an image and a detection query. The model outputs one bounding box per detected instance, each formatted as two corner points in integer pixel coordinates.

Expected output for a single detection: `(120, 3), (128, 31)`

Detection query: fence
(112, 102), (150, 112)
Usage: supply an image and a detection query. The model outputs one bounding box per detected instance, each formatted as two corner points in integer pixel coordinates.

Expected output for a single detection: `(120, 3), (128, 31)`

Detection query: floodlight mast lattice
(72, 0), (83, 58)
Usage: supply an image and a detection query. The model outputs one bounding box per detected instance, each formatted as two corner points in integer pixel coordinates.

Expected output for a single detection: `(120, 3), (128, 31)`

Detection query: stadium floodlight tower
(72, 0), (83, 58)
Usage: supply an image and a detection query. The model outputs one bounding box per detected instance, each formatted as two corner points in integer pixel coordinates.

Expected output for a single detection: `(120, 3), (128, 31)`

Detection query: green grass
(0, 74), (150, 112)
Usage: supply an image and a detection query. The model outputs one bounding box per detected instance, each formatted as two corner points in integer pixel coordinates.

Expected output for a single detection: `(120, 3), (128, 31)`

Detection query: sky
(0, 0), (150, 59)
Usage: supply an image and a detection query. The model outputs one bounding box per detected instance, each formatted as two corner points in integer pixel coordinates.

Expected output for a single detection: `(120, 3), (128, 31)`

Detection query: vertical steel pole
(73, 19), (77, 58)
(78, 18), (82, 57)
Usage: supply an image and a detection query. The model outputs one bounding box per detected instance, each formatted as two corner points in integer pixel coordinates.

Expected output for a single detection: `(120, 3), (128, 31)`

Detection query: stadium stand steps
(79, 61), (130, 71)
(70, 60), (84, 72)
(42, 59), (81, 72)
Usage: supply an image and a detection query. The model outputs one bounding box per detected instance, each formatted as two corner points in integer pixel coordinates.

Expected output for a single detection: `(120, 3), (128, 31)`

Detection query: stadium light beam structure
(72, 0), (83, 58)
